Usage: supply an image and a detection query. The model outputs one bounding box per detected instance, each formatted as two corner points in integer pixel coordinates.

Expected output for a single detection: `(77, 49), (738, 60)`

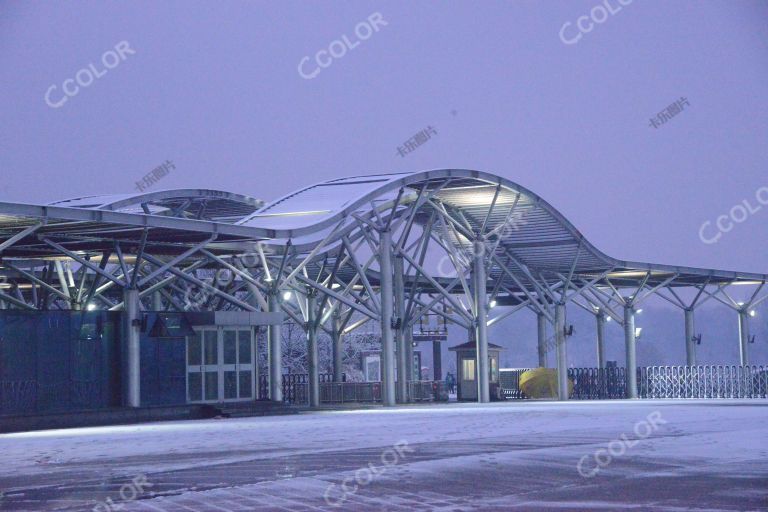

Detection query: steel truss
(0, 171), (766, 406)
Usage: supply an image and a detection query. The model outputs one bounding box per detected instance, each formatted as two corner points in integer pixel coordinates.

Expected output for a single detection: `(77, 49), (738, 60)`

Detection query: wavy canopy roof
(239, 169), (767, 286)
(0, 170), (765, 293)
(50, 189), (263, 223)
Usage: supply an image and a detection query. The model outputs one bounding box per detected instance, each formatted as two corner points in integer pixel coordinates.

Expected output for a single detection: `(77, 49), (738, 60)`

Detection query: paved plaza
(1, 400), (767, 511)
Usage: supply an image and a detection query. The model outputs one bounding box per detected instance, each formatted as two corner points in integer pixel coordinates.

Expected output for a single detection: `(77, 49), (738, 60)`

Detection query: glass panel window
(364, 356), (380, 382)
(238, 330), (252, 364)
(463, 359), (476, 381)
(204, 371), (218, 400)
(204, 331), (218, 365)
(224, 371), (237, 399)
(188, 372), (202, 402)
(239, 371), (252, 398)
(188, 332), (201, 366)
(223, 330), (237, 365)
(490, 356), (499, 383)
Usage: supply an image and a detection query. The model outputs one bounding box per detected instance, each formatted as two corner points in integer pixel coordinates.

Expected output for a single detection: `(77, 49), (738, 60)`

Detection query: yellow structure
(519, 368), (573, 399)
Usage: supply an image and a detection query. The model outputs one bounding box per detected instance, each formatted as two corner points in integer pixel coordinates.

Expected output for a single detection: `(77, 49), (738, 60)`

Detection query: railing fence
(499, 365), (768, 400)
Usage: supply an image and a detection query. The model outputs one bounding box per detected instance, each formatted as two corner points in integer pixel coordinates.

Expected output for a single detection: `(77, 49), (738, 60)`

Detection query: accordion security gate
(501, 365), (768, 400)
(640, 365), (768, 399)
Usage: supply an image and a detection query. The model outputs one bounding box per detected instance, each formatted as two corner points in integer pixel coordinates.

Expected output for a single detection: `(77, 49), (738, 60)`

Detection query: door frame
(186, 326), (256, 404)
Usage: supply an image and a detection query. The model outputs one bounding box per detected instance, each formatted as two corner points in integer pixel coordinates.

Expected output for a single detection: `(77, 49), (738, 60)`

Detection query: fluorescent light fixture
(635, 327), (643, 338)
(636, 308), (643, 314)
(606, 316), (612, 322)
(749, 310), (757, 317)
(489, 300), (497, 308)
(282, 291), (292, 301)
(86, 303), (97, 311)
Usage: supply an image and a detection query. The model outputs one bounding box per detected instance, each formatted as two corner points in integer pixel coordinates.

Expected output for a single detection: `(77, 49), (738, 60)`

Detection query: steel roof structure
(1, 169), (765, 405)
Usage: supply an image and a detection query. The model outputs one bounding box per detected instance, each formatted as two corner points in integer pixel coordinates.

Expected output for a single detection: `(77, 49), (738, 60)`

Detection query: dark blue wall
(0, 311), (122, 415)
(0, 311), (191, 416)
(140, 313), (187, 406)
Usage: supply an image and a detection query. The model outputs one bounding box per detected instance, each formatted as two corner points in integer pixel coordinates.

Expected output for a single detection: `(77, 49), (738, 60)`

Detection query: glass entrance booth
(142, 310), (281, 406)
(449, 341), (504, 401)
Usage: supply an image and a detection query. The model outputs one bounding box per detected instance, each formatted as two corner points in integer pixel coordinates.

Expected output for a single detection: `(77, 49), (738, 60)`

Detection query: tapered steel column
(537, 312), (547, 367)
(394, 254), (408, 402)
(472, 239), (490, 403)
(738, 309), (750, 366)
(405, 328), (414, 381)
(379, 229), (396, 406)
(684, 308), (696, 366)
(124, 288), (141, 407)
(624, 305), (637, 398)
(555, 303), (568, 400)
(268, 292), (283, 402)
(306, 289), (320, 407)
(332, 311), (344, 382)
(596, 311), (607, 368)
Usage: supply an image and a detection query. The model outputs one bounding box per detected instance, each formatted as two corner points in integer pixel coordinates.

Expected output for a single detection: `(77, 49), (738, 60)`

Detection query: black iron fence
(500, 365), (768, 400)
(258, 374), (448, 404)
(569, 367), (628, 399)
(258, 373), (336, 404)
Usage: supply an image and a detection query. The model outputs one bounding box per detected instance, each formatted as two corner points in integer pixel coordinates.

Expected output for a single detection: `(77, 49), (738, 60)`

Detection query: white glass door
(187, 327), (254, 403)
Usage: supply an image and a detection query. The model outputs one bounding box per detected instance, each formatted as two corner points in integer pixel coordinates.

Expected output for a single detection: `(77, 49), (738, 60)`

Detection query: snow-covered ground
(1, 400), (767, 511)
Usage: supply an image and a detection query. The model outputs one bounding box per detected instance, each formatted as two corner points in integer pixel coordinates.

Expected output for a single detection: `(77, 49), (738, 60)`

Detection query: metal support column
(432, 341), (442, 381)
(738, 309), (750, 366)
(124, 288), (141, 408)
(379, 229), (396, 406)
(268, 291), (283, 402)
(152, 290), (163, 311)
(472, 239), (490, 403)
(405, 328), (414, 381)
(332, 311), (343, 382)
(555, 302), (568, 401)
(596, 311), (607, 368)
(684, 308), (696, 366)
(394, 254), (408, 402)
(624, 305), (637, 398)
(537, 312), (547, 368)
(306, 289), (319, 408)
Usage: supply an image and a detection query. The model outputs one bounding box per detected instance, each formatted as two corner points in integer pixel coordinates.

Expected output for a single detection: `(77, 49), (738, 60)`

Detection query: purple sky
(1, 0), (767, 274)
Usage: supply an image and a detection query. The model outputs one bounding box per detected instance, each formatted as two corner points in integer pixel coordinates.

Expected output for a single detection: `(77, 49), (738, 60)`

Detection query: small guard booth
(449, 341), (504, 401)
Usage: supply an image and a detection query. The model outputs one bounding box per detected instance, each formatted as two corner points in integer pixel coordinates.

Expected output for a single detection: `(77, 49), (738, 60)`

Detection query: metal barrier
(500, 365), (768, 400)
(257, 373), (336, 404)
(499, 369), (532, 399)
(261, 366), (768, 403)
(320, 382), (381, 403)
(641, 365), (768, 399)
(569, 367), (628, 399)
(255, 374), (449, 404)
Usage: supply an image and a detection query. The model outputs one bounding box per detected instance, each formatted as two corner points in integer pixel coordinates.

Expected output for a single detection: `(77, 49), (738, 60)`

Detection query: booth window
(462, 359), (475, 381)
(490, 357), (498, 383)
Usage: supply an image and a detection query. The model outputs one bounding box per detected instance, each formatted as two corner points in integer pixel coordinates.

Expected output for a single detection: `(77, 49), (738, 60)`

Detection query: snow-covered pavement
(1, 400), (767, 511)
